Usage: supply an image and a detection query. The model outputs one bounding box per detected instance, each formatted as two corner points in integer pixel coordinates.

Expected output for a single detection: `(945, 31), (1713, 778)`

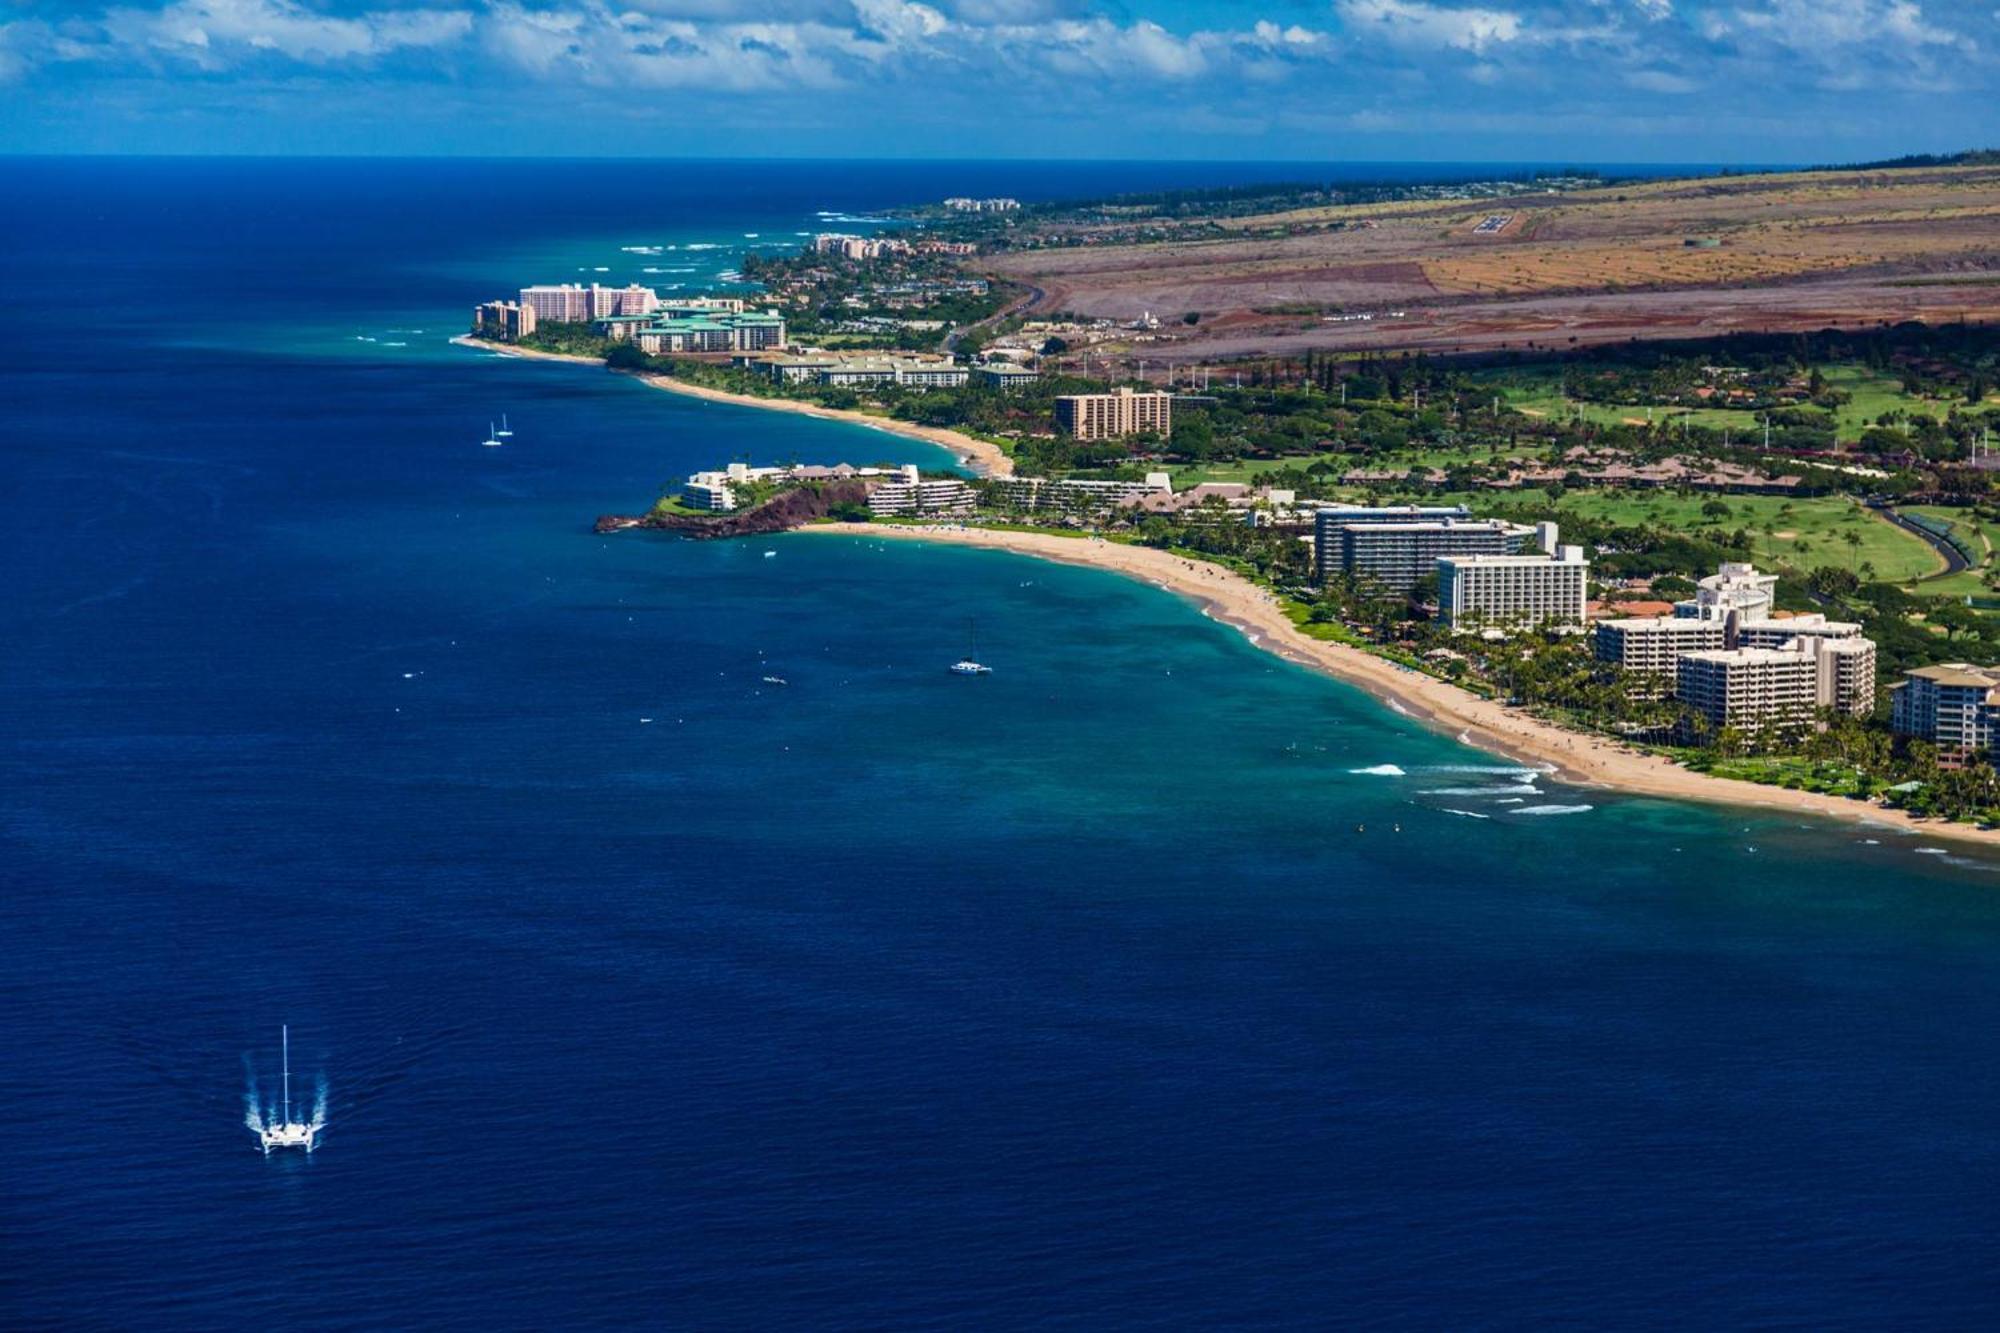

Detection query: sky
(0, 0), (1996, 160)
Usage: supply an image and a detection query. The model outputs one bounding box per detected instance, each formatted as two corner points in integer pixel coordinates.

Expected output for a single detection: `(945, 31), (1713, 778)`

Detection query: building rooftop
(1681, 646), (1815, 666)
(1905, 663), (2000, 687)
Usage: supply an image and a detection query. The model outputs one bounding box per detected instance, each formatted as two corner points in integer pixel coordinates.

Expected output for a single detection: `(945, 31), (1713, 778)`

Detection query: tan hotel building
(1055, 388), (1175, 441)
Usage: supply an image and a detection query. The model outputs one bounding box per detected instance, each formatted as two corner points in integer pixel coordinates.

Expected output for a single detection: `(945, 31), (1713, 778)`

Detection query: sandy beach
(454, 336), (1014, 477)
(798, 522), (2000, 851)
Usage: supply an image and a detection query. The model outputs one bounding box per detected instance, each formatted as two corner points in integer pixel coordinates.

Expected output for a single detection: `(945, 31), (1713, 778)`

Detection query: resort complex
(469, 173), (2000, 827)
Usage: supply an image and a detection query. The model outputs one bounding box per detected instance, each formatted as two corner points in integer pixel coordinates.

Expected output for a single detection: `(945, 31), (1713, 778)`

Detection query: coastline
(454, 335), (1014, 477)
(796, 522), (2000, 851)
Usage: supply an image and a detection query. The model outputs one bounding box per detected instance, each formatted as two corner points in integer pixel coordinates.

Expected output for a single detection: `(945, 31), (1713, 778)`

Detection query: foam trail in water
(1510, 804), (1594, 816)
(1349, 764), (1405, 777)
(243, 1056), (266, 1135)
(1441, 808), (1490, 819)
(311, 1073), (329, 1132)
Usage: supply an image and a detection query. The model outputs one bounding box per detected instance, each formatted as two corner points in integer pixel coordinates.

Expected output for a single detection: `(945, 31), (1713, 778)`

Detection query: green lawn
(1469, 362), (1988, 443)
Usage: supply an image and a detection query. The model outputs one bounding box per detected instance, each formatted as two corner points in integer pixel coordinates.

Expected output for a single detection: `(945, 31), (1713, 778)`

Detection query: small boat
(256, 1025), (320, 1155)
(496, 413), (514, 438)
(481, 421), (502, 448)
(763, 550), (777, 559)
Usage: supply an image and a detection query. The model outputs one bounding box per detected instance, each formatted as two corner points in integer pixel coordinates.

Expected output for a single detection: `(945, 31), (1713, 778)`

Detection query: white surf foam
(1349, 764), (1406, 777)
(1441, 808), (1490, 819)
(1509, 804), (1593, 817)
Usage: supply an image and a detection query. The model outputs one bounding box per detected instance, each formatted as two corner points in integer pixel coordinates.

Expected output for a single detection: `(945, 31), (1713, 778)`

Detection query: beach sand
(797, 522), (2000, 851)
(453, 336), (1013, 477)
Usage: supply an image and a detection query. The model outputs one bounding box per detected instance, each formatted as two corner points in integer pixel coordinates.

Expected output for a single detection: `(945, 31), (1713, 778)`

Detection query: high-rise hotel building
(1054, 388), (1175, 441)
(1436, 527), (1589, 630)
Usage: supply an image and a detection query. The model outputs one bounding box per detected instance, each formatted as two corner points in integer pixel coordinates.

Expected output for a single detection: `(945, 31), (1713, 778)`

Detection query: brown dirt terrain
(987, 164), (2000, 360)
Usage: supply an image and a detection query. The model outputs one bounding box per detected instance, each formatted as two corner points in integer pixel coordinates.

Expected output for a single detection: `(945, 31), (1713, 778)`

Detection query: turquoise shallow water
(8, 159), (2000, 1329)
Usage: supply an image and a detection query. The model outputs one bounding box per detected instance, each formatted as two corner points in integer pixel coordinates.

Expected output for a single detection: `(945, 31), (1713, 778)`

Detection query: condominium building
(1677, 646), (1819, 736)
(1054, 388), (1175, 441)
(1437, 536), (1589, 631)
(1808, 636), (1877, 717)
(1594, 617), (1726, 673)
(616, 311), (787, 355)
(1735, 613), (1866, 650)
(1677, 634), (1877, 733)
(472, 300), (536, 341)
(1888, 663), (2000, 762)
(518, 282), (658, 324)
(943, 197), (1020, 212)
(591, 284), (659, 320)
(812, 233), (908, 261)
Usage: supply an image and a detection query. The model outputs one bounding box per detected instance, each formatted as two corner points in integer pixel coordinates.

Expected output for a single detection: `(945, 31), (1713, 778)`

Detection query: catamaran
(482, 421), (503, 448)
(496, 413), (514, 438)
(257, 1024), (319, 1155)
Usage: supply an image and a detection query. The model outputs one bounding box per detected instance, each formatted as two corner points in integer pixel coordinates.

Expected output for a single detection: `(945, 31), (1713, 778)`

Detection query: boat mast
(282, 1024), (291, 1125)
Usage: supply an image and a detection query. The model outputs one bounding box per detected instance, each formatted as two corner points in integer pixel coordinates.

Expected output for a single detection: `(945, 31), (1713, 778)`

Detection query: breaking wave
(1510, 804), (1594, 817)
(1348, 764), (1405, 777)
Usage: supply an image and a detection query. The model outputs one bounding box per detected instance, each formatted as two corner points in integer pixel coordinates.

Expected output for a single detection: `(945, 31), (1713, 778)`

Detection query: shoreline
(796, 522), (2000, 851)
(454, 335), (1014, 477)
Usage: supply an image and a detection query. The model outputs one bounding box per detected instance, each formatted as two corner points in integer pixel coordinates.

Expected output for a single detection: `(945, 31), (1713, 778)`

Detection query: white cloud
(98, 0), (472, 67)
(1337, 0), (1524, 54)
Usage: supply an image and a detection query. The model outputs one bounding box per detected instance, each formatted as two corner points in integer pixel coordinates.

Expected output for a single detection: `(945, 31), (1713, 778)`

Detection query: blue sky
(1, 0), (1995, 159)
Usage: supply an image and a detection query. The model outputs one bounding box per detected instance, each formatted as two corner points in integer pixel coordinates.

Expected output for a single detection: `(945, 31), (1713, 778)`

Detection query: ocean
(5, 159), (2000, 1329)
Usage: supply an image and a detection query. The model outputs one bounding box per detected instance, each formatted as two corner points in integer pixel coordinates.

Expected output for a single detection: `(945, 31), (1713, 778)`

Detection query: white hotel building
(1436, 523), (1590, 631)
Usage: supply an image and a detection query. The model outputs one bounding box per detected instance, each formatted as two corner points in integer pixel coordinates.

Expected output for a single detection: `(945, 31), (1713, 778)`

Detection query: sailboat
(496, 413), (514, 438)
(257, 1024), (319, 1155)
(482, 421), (502, 448)
(950, 619), (992, 675)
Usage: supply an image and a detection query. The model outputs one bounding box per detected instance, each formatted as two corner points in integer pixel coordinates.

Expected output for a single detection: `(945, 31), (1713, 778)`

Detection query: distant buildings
(943, 197), (1020, 212)
(518, 282), (658, 324)
(472, 285), (778, 352)
(1437, 525), (1589, 630)
(1054, 388), (1174, 441)
(811, 233), (920, 261)
(600, 309), (787, 354)
(971, 363), (1040, 391)
(1889, 664), (2000, 763)
(749, 353), (967, 390)
(473, 300), (536, 341)
(987, 474), (1173, 517)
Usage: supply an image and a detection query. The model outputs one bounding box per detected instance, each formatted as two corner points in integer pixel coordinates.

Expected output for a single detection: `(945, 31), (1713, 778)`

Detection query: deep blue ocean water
(6, 159), (2000, 1329)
